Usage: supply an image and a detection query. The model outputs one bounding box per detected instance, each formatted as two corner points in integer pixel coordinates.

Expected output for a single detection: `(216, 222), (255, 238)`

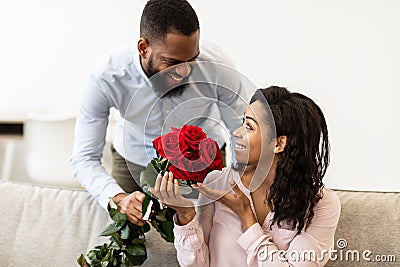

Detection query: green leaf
(164, 207), (177, 221)
(160, 158), (170, 172)
(132, 237), (145, 245)
(153, 208), (176, 222)
(101, 261), (109, 267)
(159, 221), (175, 243)
(111, 233), (123, 248)
(141, 194), (151, 216)
(121, 225), (130, 240)
(140, 162), (159, 194)
(142, 222), (151, 233)
(126, 243), (147, 256)
(154, 210), (167, 222)
(112, 257), (118, 266)
(87, 250), (97, 261)
(77, 254), (90, 267)
(150, 214), (175, 243)
(125, 243), (147, 266)
(109, 208), (127, 223)
(151, 158), (161, 172)
(99, 224), (121, 237)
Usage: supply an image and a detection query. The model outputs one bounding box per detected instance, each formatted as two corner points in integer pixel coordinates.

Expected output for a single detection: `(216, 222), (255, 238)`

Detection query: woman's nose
(233, 126), (243, 138)
(174, 63), (191, 78)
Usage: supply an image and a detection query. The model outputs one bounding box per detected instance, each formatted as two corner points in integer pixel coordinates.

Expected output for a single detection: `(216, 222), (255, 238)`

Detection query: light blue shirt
(71, 42), (254, 209)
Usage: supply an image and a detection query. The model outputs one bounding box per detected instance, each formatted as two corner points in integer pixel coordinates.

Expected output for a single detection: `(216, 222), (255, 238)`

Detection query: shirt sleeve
(237, 190), (341, 267)
(173, 197), (215, 267)
(70, 75), (124, 210)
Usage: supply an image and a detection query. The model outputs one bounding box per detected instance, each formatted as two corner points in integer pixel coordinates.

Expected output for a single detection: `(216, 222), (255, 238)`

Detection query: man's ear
(274, 136), (287, 153)
(137, 38), (150, 59)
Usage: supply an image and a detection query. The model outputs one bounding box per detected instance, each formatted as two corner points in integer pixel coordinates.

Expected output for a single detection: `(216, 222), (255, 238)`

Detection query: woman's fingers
(160, 172), (170, 198)
(194, 183), (226, 201)
(229, 180), (244, 197)
(174, 179), (181, 198)
(149, 173), (162, 199)
(166, 172), (176, 199)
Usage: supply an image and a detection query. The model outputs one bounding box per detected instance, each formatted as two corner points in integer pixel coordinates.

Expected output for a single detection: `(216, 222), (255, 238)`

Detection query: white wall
(1, 0), (399, 191)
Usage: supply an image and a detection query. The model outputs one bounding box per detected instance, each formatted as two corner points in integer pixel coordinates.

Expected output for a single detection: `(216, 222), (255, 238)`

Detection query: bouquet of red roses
(77, 125), (223, 267)
(142, 124), (224, 190)
(140, 124), (224, 239)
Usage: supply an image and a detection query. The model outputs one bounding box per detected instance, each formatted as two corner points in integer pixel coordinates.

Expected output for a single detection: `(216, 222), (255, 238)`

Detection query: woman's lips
(234, 143), (246, 150)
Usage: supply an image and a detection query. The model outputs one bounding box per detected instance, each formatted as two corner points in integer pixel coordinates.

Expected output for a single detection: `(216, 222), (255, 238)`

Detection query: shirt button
(188, 226), (194, 231)
(166, 109), (170, 114)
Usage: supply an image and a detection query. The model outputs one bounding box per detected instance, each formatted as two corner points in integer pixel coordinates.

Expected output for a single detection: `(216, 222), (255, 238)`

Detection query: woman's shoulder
(321, 188), (341, 206)
(313, 187), (341, 218)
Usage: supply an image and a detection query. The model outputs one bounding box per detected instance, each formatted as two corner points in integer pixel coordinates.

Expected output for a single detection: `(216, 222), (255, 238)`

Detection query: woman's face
(233, 101), (274, 166)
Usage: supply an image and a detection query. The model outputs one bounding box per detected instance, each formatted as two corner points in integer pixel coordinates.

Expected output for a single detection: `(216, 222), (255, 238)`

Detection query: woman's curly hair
(251, 86), (330, 234)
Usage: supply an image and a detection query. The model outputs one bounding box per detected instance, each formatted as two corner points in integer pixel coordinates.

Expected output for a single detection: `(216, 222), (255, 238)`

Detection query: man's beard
(146, 54), (188, 98)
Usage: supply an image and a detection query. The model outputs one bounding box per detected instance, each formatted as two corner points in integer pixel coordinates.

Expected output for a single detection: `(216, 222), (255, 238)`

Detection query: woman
(149, 86), (341, 266)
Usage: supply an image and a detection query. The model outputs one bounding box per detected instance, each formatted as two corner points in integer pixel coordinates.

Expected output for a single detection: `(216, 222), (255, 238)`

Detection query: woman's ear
(137, 38), (150, 59)
(274, 136), (287, 153)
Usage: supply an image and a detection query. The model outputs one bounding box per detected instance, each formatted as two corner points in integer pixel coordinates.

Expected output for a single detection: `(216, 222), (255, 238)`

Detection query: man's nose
(174, 63), (191, 78)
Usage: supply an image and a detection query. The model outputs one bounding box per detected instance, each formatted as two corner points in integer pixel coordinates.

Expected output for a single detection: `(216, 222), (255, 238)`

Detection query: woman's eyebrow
(245, 115), (258, 125)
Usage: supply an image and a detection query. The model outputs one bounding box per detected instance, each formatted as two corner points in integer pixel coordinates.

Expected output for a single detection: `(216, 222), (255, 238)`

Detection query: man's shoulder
(198, 41), (235, 67)
(90, 43), (137, 78)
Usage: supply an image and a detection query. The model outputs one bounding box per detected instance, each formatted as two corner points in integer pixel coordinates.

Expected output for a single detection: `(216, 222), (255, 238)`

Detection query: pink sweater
(173, 167), (341, 266)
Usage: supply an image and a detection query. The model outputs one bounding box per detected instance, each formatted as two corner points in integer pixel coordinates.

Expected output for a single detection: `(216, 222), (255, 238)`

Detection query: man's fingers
(127, 215), (145, 226)
(134, 191), (146, 202)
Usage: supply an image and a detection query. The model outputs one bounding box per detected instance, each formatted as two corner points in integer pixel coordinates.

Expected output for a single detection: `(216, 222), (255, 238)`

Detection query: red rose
(152, 136), (166, 157)
(153, 131), (188, 162)
(169, 162), (209, 182)
(199, 138), (224, 171)
(169, 150), (210, 182)
(152, 125), (221, 183)
(178, 125), (207, 151)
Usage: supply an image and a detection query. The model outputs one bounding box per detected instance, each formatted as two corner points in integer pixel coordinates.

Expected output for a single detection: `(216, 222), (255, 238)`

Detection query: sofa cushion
(0, 181), (178, 267)
(326, 190), (399, 267)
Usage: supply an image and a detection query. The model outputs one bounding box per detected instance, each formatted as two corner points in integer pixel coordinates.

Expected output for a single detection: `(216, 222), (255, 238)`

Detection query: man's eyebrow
(245, 115), (258, 125)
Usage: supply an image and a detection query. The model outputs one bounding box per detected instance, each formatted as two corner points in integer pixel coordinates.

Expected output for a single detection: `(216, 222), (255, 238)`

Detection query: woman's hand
(148, 172), (196, 225)
(193, 180), (257, 231)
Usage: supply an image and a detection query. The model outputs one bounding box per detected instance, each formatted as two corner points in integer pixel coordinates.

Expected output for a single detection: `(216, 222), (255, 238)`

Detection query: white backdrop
(0, 0), (399, 191)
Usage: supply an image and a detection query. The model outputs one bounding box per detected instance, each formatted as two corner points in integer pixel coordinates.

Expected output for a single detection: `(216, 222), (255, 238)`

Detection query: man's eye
(165, 59), (176, 65)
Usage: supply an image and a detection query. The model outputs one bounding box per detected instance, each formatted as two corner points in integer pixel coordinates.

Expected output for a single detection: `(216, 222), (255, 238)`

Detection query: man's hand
(111, 191), (146, 226)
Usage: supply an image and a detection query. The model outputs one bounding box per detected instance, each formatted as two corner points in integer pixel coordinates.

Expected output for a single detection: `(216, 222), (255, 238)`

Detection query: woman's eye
(245, 123), (253, 130)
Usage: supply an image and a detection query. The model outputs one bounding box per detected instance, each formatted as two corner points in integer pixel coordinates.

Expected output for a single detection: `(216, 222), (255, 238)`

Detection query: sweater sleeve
(237, 189), (341, 267)
(173, 200), (215, 267)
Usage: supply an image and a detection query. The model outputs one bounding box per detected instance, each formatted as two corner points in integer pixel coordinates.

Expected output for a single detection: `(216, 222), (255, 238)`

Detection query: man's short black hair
(140, 0), (200, 44)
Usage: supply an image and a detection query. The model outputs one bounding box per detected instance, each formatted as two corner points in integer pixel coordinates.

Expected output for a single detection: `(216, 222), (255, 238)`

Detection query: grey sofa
(0, 181), (398, 267)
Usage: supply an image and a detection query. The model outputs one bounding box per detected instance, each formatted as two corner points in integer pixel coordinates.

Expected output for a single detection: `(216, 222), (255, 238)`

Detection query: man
(71, 0), (250, 226)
